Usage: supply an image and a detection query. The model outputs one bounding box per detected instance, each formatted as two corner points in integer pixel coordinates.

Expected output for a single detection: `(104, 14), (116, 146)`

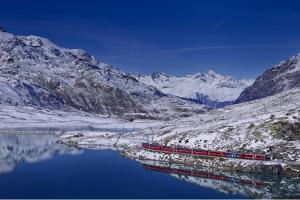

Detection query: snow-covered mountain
(0, 29), (205, 118)
(134, 70), (253, 107)
(236, 53), (300, 103)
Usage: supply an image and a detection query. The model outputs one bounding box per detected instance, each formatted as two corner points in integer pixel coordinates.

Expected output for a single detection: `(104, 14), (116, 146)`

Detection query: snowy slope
(134, 70), (253, 107)
(61, 87), (300, 175)
(0, 105), (165, 132)
(0, 29), (205, 118)
(140, 87), (300, 165)
(236, 53), (300, 103)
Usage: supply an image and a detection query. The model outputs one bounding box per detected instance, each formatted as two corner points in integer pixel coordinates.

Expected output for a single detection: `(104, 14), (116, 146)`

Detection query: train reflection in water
(142, 163), (266, 188)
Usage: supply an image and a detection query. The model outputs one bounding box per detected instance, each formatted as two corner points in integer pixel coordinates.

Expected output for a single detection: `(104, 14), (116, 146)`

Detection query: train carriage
(176, 147), (192, 154)
(192, 149), (208, 156)
(207, 151), (225, 157)
(160, 145), (175, 152)
(224, 152), (243, 159)
(149, 143), (161, 151)
(142, 143), (150, 149)
(243, 154), (255, 160)
(254, 154), (267, 160)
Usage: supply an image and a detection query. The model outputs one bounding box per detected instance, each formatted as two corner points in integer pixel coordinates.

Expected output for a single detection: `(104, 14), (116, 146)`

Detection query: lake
(0, 133), (299, 199)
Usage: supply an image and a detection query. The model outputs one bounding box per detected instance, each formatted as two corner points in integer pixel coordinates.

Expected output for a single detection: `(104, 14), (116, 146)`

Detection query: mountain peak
(205, 69), (217, 76)
(0, 25), (6, 32)
(151, 71), (169, 79)
(136, 69), (253, 105)
(191, 69), (223, 80)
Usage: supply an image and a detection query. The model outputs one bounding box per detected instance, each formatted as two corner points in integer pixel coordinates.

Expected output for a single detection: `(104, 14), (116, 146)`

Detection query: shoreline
(59, 133), (298, 176)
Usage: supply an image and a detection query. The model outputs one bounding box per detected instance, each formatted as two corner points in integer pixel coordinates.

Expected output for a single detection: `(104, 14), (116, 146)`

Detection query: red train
(142, 143), (270, 161)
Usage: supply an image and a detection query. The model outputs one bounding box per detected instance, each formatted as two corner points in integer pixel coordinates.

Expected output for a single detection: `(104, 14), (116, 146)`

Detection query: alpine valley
(1, 28), (300, 180)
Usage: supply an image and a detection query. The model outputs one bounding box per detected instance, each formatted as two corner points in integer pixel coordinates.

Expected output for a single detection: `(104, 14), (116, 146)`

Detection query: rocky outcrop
(236, 53), (300, 103)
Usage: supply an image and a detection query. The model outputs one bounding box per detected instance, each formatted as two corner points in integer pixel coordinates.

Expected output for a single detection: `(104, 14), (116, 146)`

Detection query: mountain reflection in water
(0, 133), (82, 175)
(0, 133), (299, 199)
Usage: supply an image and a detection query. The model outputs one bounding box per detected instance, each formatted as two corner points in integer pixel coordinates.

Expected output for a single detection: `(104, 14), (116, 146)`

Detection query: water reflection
(0, 133), (82, 175)
(0, 133), (299, 199)
(140, 160), (300, 199)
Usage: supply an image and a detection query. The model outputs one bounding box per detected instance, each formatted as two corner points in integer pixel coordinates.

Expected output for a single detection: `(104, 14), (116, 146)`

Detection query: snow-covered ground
(60, 88), (300, 175)
(0, 105), (164, 132)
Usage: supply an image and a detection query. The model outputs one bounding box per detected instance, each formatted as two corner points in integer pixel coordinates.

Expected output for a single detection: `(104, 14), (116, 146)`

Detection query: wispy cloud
(158, 43), (294, 54)
(102, 42), (292, 60)
(160, 45), (234, 53)
(212, 20), (225, 31)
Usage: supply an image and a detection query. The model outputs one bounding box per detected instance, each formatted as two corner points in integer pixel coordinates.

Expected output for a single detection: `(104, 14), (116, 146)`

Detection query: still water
(0, 133), (299, 199)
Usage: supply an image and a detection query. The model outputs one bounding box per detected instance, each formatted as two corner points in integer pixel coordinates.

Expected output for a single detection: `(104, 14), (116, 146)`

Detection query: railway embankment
(122, 148), (284, 175)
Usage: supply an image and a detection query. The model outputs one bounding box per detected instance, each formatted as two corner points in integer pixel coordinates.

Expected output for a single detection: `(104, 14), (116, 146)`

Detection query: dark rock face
(0, 26), (5, 32)
(151, 71), (169, 80)
(235, 54), (300, 103)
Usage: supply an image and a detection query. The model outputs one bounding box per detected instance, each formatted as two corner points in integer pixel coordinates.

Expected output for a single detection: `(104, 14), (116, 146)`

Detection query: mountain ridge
(0, 30), (205, 118)
(236, 53), (300, 103)
(134, 69), (253, 108)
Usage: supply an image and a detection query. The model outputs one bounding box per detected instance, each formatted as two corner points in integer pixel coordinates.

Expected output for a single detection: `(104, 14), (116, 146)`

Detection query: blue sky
(0, 0), (300, 79)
